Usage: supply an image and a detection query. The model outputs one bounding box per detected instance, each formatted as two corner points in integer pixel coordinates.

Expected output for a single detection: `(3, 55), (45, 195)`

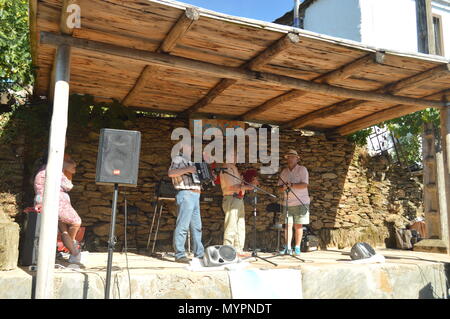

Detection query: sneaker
(175, 256), (191, 264)
(68, 251), (88, 264)
(68, 253), (81, 264)
(279, 246), (292, 255)
(294, 246), (301, 256)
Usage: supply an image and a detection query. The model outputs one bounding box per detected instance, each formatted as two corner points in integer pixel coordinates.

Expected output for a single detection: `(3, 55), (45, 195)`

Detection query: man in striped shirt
(168, 141), (204, 263)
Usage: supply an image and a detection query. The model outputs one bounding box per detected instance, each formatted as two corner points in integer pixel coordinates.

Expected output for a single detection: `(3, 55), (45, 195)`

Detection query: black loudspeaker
(20, 212), (41, 266)
(95, 129), (141, 187)
(203, 245), (238, 267)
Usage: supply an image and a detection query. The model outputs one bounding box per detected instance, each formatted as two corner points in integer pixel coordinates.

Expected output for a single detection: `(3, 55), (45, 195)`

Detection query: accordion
(194, 163), (214, 184)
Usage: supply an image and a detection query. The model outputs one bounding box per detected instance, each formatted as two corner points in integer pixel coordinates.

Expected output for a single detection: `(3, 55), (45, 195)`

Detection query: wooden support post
(422, 123), (441, 239)
(440, 104), (450, 255)
(436, 149), (449, 246)
(35, 45), (71, 299)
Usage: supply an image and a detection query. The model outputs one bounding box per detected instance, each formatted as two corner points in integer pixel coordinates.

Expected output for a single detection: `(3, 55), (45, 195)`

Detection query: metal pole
(293, 0), (301, 28)
(35, 44), (71, 299)
(105, 183), (119, 299)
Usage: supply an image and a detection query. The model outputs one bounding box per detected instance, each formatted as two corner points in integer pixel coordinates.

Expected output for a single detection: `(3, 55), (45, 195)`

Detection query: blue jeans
(173, 190), (204, 259)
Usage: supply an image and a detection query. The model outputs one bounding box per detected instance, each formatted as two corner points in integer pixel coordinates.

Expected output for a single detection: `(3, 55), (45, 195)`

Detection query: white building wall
(302, 0), (449, 58)
(432, 0), (450, 59)
(303, 0), (362, 42)
(359, 0), (419, 54)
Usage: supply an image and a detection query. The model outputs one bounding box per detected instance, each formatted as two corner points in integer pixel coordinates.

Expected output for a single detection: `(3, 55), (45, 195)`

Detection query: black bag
(395, 228), (413, 250)
(301, 226), (319, 252)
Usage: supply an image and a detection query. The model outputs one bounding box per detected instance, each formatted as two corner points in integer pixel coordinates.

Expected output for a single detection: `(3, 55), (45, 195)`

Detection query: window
(432, 14), (445, 56)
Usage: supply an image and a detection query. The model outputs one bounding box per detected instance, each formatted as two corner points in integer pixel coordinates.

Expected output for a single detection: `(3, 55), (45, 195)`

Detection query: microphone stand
(266, 175), (306, 262)
(217, 168), (278, 266)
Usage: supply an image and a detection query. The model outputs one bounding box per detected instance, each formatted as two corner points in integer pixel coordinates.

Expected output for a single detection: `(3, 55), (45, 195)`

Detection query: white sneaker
(68, 253), (81, 264)
(68, 251), (89, 264)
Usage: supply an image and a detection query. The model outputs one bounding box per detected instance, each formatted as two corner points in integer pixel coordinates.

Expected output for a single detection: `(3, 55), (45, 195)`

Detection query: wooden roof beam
(384, 63), (450, 94)
(333, 90), (450, 136)
(316, 52), (385, 84)
(122, 65), (159, 106)
(40, 32), (446, 110)
(242, 33), (300, 71)
(183, 33), (300, 115)
(181, 78), (237, 115)
(284, 62), (450, 129)
(122, 8), (199, 106)
(158, 7), (200, 54)
(239, 90), (307, 120)
(238, 52), (383, 120)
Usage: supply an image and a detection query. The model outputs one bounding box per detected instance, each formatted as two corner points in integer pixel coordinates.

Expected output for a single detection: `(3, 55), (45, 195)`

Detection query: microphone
(213, 167), (227, 174)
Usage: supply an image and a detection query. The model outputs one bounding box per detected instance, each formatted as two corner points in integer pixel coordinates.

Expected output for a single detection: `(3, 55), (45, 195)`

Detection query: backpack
(395, 228), (413, 250)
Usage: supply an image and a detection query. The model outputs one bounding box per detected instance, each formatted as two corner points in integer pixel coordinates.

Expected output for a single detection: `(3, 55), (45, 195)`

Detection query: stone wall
(0, 129), (25, 220)
(60, 117), (423, 252)
(0, 112), (424, 252)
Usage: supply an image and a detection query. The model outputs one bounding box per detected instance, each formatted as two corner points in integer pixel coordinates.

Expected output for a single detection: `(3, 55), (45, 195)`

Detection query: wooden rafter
(122, 8), (199, 107)
(240, 90), (307, 120)
(242, 33), (300, 71)
(316, 52), (385, 84)
(384, 64), (450, 94)
(40, 32), (446, 110)
(122, 65), (159, 106)
(157, 7), (200, 54)
(182, 78), (237, 115)
(284, 63), (450, 129)
(238, 52), (383, 120)
(183, 33), (300, 115)
(333, 90), (450, 136)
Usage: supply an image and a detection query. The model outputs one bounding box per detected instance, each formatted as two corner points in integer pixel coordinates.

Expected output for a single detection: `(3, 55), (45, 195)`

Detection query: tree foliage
(348, 108), (441, 165)
(0, 0), (33, 92)
(382, 108), (440, 164)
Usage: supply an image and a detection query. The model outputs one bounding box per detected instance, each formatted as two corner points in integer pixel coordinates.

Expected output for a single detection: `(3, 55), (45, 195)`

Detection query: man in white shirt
(278, 149), (310, 256)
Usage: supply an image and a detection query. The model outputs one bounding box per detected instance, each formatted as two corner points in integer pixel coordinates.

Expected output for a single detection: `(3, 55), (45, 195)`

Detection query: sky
(180, 0), (295, 22)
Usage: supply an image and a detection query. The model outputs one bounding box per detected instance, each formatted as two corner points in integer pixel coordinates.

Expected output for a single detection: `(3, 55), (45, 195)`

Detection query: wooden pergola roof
(30, 0), (449, 135)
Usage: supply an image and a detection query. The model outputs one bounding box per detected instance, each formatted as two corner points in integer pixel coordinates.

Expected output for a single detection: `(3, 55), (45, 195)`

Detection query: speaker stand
(105, 183), (119, 299)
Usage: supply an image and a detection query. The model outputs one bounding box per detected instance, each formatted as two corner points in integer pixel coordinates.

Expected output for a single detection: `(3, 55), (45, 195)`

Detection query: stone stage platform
(1, 248), (449, 299)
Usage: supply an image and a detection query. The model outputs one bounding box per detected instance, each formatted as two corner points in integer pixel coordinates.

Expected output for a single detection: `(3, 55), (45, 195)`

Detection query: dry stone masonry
(0, 115), (424, 253)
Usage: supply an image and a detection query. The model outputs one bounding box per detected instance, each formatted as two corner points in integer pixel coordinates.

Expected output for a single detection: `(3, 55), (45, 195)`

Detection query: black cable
(123, 189), (132, 299)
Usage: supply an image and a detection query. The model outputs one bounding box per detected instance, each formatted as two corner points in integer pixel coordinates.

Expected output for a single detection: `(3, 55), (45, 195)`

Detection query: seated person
(34, 158), (84, 264)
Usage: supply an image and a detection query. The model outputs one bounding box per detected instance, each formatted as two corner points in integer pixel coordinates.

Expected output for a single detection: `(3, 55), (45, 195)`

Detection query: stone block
(413, 239), (448, 254)
(0, 219), (20, 270)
